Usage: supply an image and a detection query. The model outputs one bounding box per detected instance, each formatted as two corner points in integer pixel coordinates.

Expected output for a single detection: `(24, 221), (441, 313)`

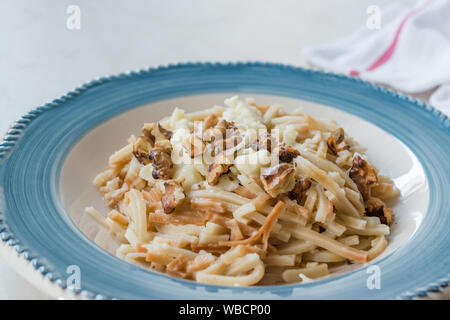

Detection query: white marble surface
(1, 0), (446, 300)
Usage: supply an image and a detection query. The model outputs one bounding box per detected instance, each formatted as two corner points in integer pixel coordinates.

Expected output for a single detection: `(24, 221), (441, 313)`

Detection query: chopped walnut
(288, 178), (311, 203)
(161, 181), (186, 214)
(222, 129), (242, 150)
(278, 144), (300, 163)
(158, 123), (172, 140)
(142, 122), (172, 144)
(207, 162), (231, 185)
(327, 128), (349, 154)
(383, 207), (394, 226)
(203, 119), (226, 142)
(349, 155), (378, 200)
(252, 132), (272, 152)
(142, 124), (156, 144)
(203, 114), (218, 130)
(149, 147), (173, 179)
(135, 122), (174, 178)
(133, 136), (154, 165)
(260, 163), (296, 198)
(364, 197), (394, 226)
(215, 119), (234, 134)
(142, 128), (155, 146)
(204, 119), (241, 150)
(183, 134), (205, 158)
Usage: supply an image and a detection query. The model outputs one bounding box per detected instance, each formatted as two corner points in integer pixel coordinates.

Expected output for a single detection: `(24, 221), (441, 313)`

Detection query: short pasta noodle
(86, 96), (399, 286)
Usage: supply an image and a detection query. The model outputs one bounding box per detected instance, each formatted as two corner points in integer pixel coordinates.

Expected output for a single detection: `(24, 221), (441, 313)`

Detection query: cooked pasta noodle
(86, 96), (399, 286)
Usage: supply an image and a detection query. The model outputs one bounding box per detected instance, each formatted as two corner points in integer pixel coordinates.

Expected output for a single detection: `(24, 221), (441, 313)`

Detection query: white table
(3, 0), (446, 300)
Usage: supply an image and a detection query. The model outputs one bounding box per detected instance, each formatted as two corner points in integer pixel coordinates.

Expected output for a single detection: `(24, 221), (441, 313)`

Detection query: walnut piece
(364, 197), (394, 226)
(278, 144), (300, 163)
(203, 114), (218, 130)
(142, 122), (172, 145)
(183, 134), (205, 158)
(260, 163), (296, 198)
(149, 148), (173, 180)
(158, 123), (173, 140)
(142, 128), (155, 146)
(207, 162), (231, 185)
(161, 181), (186, 214)
(252, 132), (272, 152)
(133, 136), (154, 165)
(327, 128), (349, 154)
(203, 119), (226, 142)
(288, 178), (311, 203)
(349, 155), (377, 200)
(203, 119), (241, 150)
(134, 122), (174, 179)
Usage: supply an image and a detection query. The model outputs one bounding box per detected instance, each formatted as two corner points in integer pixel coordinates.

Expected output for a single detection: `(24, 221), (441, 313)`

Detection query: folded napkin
(303, 0), (450, 116)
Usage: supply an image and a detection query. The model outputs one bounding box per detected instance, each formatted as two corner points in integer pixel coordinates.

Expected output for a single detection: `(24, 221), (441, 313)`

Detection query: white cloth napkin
(303, 0), (450, 116)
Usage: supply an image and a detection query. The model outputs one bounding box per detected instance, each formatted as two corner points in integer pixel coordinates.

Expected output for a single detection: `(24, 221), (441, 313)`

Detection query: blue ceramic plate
(0, 63), (449, 299)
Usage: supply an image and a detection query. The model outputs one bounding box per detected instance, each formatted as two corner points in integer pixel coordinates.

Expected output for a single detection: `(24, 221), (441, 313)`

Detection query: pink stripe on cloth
(349, 0), (435, 77)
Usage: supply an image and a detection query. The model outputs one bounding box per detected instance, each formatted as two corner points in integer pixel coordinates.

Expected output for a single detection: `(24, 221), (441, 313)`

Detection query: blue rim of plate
(0, 62), (448, 300)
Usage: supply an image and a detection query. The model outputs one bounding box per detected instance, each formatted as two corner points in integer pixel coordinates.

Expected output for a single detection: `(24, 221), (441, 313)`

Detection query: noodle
(86, 96), (399, 286)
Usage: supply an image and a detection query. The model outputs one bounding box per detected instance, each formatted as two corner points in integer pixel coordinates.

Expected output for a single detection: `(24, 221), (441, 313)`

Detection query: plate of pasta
(0, 63), (448, 299)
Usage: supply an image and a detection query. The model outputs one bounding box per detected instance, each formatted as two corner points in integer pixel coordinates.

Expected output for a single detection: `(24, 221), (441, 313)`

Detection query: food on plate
(86, 96), (399, 286)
